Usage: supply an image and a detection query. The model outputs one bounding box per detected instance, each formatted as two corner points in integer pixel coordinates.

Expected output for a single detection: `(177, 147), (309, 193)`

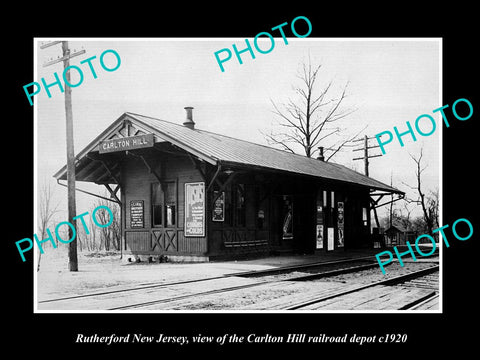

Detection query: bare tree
(401, 200), (415, 231)
(91, 193), (121, 252)
(88, 215), (97, 251)
(389, 173), (394, 229)
(76, 218), (87, 252)
(426, 188), (439, 230)
(403, 148), (438, 235)
(37, 181), (60, 271)
(264, 57), (361, 160)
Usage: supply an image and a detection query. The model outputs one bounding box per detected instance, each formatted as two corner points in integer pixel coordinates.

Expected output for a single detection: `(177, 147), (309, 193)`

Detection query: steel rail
(285, 265), (439, 310)
(38, 256), (378, 304)
(107, 261), (410, 311)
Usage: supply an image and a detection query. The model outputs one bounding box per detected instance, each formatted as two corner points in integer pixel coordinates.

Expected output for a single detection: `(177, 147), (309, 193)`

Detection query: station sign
(99, 133), (154, 154)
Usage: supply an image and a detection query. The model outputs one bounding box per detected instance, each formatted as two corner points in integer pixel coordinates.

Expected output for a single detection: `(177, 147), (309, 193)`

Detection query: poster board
(316, 224), (324, 249)
(130, 200), (144, 228)
(184, 182), (205, 237)
(212, 191), (225, 222)
(327, 227), (335, 251)
(316, 204), (324, 249)
(337, 201), (344, 247)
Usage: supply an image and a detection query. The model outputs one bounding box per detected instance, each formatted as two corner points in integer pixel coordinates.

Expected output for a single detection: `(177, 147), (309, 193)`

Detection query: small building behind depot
(54, 107), (403, 262)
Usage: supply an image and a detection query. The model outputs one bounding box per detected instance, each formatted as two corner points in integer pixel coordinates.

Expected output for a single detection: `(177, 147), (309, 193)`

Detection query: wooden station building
(54, 107), (403, 262)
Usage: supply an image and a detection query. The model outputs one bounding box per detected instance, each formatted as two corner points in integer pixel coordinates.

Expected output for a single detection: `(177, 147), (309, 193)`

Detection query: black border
(7, 6), (478, 356)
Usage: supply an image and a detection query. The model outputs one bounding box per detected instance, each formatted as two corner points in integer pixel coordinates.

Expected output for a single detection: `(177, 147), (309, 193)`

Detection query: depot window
(220, 183), (246, 227)
(151, 182), (177, 227)
(235, 184), (246, 227)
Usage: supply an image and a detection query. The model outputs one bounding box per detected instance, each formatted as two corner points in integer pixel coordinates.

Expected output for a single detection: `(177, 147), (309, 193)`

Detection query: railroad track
(38, 257), (439, 311)
(108, 257), (384, 310)
(284, 265), (439, 310)
(38, 256), (376, 304)
(38, 256), (383, 309)
(108, 261), (438, 311)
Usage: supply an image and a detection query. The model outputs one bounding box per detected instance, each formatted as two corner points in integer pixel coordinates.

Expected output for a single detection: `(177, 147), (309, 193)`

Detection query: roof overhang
(217, 159), (404, 196)
(53, 112), (404, 197)
(53, 113), (218, 183)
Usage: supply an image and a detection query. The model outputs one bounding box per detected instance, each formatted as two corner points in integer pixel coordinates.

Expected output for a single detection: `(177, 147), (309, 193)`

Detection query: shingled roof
(53, 112), (402, 194)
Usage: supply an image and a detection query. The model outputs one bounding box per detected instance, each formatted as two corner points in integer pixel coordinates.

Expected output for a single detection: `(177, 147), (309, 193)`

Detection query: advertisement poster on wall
(316, 204), (324, 249)
(327, 227), (335, 251)
(316, 224), (324, 249)
(130, 200), (144, 228)
(212, 191), (225, 222)
(337, 201), (344, 247)
(185, 182), (205, 237)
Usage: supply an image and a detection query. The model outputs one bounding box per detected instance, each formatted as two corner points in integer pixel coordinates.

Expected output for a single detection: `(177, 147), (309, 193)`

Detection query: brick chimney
(183, 106), (195, 129)
(317, 146), (325, 161)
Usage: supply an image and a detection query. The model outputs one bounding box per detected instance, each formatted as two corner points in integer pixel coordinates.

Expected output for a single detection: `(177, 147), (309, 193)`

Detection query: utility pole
(40, 41), (85, 271)
(352, 135), (382, 177)
(389, 172), (394, 229)
(352, 135), (383, 228)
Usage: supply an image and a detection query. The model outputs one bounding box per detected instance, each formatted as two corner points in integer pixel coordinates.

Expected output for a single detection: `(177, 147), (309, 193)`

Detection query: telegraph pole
(41, 41), (85, 271)
(352, 135), (382, 177)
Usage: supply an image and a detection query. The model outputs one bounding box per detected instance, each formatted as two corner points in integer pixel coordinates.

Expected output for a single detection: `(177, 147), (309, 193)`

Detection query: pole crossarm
(351, 135), (384, 177)
(352, 145), (381, 152)
(39, 40), (63, 49)
(43, 49), (86, 67)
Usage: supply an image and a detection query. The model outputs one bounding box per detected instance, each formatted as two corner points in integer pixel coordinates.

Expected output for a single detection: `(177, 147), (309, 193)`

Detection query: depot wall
(118, 144), (376, 262)
(121, 152), (206, 259)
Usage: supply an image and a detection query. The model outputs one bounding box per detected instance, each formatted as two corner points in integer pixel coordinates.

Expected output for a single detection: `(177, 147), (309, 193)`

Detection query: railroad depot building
(54, 108), (403, 262)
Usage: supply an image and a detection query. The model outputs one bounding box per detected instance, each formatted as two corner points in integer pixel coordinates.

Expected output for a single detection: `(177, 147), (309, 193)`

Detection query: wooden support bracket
(127, 150), (163, 184)
(187, 153), (208, 182)
(104, 183), (122, 204)
(56, 179), (121, 205)
(99, 160), (121, 185)
(370, 193), (405, 209)
(211, 170), (240, 204)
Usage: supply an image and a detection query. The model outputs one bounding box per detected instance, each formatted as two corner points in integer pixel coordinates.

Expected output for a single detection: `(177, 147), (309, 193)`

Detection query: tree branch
(266, 59), (356, 160)
(324, 125), (368, 161)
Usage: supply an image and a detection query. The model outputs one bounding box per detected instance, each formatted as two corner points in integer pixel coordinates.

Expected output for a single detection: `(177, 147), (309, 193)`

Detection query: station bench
(224, 239), (269, 249)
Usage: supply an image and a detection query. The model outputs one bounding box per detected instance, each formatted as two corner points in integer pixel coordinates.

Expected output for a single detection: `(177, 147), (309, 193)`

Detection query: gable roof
(53, 112), (403, 194)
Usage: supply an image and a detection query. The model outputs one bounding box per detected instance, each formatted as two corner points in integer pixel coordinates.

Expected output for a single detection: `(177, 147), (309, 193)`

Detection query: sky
(34, 38), (441, 226)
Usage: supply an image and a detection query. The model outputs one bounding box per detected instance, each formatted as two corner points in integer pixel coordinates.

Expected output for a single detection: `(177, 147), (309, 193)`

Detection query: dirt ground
(36, 247), (439, 311)
(36, 248), (278, 301)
